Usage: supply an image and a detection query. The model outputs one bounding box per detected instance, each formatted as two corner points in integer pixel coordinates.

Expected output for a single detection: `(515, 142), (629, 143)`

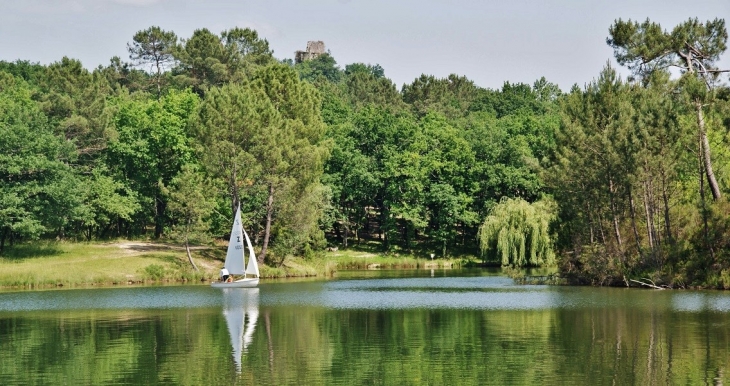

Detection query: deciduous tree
(478, 197), (556, 267)
(0, 74), (80, 251)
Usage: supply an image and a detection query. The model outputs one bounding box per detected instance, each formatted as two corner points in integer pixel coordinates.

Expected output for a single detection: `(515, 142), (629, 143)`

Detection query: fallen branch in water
(514, 273), (565, 285)
(630, 278), (666, 290)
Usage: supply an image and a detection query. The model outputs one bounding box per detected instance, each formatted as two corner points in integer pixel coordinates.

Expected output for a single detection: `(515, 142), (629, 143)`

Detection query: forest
(1, 18), (729, 287)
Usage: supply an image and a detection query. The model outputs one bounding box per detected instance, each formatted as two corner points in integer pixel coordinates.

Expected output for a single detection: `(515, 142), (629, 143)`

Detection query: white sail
(224, 206), (246, 275)
(243, 228), (259, 278)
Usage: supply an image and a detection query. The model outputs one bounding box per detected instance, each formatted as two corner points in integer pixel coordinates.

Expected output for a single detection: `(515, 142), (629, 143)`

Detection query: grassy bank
(326, 248), (469, 270)
(0, 240), (475, 290)
(0, 240), (337, 290)
(0, 241), (205, 289)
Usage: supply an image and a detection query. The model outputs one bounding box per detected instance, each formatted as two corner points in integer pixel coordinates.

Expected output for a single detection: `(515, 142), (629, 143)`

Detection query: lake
(1, 269), (729, 385)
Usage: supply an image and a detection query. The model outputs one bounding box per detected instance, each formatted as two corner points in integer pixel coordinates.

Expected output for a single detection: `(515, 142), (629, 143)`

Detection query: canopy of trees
(1, 18), (729, 287)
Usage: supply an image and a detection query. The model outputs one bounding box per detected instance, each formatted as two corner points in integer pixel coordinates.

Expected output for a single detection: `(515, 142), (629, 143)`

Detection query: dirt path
(114, 241), (211, 253)
(110, 241), (221, 271)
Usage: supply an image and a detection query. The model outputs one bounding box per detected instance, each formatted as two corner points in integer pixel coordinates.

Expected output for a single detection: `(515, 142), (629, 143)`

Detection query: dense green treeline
(552, 18), (730, 286)
(1, 19), (729, 286)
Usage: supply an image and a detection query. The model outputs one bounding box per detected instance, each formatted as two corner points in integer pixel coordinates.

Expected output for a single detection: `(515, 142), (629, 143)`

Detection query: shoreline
(0, 240), (470, 291)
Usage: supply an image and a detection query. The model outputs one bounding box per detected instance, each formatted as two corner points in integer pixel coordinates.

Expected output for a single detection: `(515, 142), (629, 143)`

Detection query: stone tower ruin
(295, 41), (326, 63)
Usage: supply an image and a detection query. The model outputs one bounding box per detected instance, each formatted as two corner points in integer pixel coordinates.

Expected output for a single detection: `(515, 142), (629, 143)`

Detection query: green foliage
(471, 81), (547, 118)
(128, 26), (178, 70)
(36, 57), (114, 159)
(142, 263), (166, 281)
(127, 26), (178, 96)
(196, 63), (329, 262)
(106, 88), (200, 237)
(74, 166), (140, 240)
(295, 53), (343, 83)
(163, 164), (216, 245)
(478, 197), (557, 267)
(0, 75), (80, 250)
(345, 62), (385, 78)
(719, 269), (730, 289)
(345, 71), (404, 110)
(607, 17), (727, 79)
(221, 27), (275, 71)
(2, 27), (567, 263)
(98, 56), (150, 94)
(172, 28), (229, 95)
(0, 60), (45, 83)
(402, 74), (481, 118)
(550, 17), (730, 286)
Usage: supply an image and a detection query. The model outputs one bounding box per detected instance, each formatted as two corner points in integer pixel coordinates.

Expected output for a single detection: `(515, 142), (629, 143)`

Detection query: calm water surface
(1, 269), (729, 385)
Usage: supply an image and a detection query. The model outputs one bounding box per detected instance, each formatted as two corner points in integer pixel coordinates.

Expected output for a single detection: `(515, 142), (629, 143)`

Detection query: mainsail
(224, 206), (246, 275)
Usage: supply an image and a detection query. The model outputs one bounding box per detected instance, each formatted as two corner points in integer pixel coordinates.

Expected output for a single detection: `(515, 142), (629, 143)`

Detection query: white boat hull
(211, 278), (260, 288)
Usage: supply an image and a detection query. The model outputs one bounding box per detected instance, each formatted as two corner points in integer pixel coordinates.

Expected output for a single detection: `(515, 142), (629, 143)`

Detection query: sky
(1, 0), (729, 92)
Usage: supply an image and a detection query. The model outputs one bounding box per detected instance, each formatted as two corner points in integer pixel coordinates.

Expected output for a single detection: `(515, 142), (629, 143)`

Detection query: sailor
(220, 268), (230, 283)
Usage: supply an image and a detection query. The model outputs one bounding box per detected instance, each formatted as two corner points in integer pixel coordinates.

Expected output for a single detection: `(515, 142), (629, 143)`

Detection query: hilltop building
(295, 41), (325, 63)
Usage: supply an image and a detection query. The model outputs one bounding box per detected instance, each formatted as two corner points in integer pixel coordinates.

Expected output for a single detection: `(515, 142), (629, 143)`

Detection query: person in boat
(220, 268), (231, 283)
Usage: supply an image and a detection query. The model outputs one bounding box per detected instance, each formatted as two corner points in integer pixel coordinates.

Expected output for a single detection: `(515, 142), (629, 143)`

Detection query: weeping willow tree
(478, 197), (557, 267)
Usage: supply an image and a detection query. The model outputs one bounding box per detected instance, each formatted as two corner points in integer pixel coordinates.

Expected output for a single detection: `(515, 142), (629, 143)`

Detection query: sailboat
(222, 287), (259, 373)
(211, 205), (260, 288)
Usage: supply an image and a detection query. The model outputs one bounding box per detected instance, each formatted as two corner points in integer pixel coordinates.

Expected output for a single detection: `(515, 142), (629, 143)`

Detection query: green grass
(0, 240), (480, 290)
(0, 240), (342, 289)
(260, 258), (337, 279)
(0, 240), (215, 289)
(324, 243), (473, 270)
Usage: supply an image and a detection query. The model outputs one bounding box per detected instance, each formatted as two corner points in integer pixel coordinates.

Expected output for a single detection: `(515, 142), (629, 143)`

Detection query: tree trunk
(343, 221), (349, 248)
(698, 132), (715, 261)
(185, 220), (199, 272)
(185, 238), (200, 272)
(597, 212), (606, 245)
(586, 202), (595, 244)
(642, 181), (654, 250)
(230, 163), (239, 216)
(648, 178), (659, 247)
(154, 195), (166, 239)
(155, 59), (162, 99)
(660, 170), (673, 244)
(0, 227), (7, 254)
(609, 178), (623, 250)
(628, 187), (643, 256)
(334, 221), (342, 241)
(696, 101), (721, 200)
(260, 183), (274, 264)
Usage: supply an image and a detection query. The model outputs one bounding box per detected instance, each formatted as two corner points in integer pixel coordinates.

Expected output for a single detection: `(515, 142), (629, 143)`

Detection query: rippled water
(1, 269), (729, 385)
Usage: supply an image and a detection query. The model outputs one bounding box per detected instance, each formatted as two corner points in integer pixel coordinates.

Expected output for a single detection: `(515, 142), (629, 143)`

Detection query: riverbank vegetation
(1, 18), (729, 288)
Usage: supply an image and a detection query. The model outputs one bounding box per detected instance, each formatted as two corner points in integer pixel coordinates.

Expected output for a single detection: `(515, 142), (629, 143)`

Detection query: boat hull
(211, 278), (259, 288)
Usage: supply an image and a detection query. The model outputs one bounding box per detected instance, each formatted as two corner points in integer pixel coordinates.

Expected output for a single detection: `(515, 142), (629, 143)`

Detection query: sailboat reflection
(222, 288), (259, 372)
